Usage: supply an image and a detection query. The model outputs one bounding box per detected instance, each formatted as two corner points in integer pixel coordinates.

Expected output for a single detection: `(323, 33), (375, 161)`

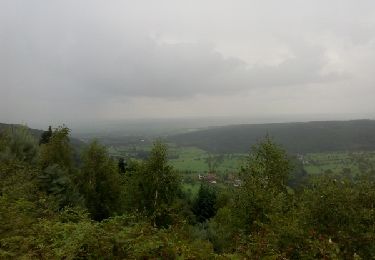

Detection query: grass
(169, 147), (246, 174)
(110, 144), (247, 174)
(169, 146), (209, 172)
(108, 143), (375, 178)
(302, 151), (375, 175)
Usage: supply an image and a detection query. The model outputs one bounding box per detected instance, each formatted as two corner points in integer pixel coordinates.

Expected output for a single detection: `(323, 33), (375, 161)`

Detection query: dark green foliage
(118, 157), (126, 174)
(39, 126), (52, 145)
(193, 184), (217, 222)
(206, 207), (238, 253)
(38, 164), (82, 208)
(79, 141), (122, 221)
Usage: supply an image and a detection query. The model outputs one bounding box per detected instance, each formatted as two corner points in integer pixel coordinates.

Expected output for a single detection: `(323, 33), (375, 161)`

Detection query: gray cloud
(0, 0), (375, 126)
(1, 24), (338, 99)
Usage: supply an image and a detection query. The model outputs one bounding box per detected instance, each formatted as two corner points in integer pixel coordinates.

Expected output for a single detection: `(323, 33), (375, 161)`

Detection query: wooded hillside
(170, 120), (375, 154)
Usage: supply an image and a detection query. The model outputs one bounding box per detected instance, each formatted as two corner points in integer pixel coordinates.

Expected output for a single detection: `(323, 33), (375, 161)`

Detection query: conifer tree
(118, 157), (126, 174)
(39, 126), (52, 145)
(38, 126), (81, 208)
(39, 126), (73, 170)
(193, 183), (217, 222)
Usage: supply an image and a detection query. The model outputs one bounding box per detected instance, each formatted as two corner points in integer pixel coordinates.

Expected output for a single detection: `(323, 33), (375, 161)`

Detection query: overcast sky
(1, 0), (375, 128)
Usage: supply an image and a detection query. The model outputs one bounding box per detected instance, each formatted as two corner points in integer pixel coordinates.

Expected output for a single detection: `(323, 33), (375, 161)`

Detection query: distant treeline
(169, 119), (375, 154)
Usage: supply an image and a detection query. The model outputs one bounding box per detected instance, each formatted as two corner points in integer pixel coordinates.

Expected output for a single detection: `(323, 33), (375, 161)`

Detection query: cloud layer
(1, 0), (375, 126)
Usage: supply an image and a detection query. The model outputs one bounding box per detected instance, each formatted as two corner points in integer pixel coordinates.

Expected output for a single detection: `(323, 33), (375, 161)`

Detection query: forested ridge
(0, 123), (86, 151)
(170, 119), (375, 154)
(1, 125), (375, 259)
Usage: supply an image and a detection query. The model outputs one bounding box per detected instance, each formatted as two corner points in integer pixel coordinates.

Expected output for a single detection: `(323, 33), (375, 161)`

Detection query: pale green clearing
(302, 151), (375, 175)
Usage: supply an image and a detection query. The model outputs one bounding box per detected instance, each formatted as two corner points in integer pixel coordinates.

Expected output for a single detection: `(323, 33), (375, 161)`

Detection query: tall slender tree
(126, 141), (180, 226)
(79, 140), (121, 221)
(234, 136), (292, 231)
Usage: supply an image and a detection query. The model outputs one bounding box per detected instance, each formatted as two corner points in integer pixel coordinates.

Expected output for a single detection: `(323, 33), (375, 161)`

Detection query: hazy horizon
(2, 113), (374, 137)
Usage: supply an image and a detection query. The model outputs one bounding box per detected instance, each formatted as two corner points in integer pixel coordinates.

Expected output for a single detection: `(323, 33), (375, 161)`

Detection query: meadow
(302, 151), (375, 175)
(110, 144), (247, 174)
(109, 143), (375, 180)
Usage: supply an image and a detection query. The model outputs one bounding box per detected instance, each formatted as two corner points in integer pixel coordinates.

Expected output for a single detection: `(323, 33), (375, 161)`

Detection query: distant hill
(169, 120), (375, 154)
(0, 122), (44, 138)
(0, 123), (86, 150)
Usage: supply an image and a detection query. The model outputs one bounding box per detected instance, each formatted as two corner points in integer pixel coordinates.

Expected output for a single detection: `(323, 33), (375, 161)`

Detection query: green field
(169, 147), (246, 173)
(108, 143), (375, 179)
(109, 144), (247, 174)
(168, 146), (208, 172)
(302, 151), (375, 175)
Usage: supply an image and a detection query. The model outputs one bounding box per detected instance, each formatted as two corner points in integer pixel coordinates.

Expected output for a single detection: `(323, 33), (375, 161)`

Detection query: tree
(39, 126), (52, 145)
(79, 140), (121, 221)
(242, 136), (291, 191)
(38, 126), (81, 208)
(39, 126), (73, 170)
(38, 164), (82, 208)
(126, 141), (180, 226)
(118, 157), (126, 174)
(193, 184), (217, 222)
(300, 174), (375, 258)
(233, 136), (292, 232)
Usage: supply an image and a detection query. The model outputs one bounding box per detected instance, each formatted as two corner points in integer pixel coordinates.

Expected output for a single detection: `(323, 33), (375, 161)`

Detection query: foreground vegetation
(1, 125), (375, 259)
